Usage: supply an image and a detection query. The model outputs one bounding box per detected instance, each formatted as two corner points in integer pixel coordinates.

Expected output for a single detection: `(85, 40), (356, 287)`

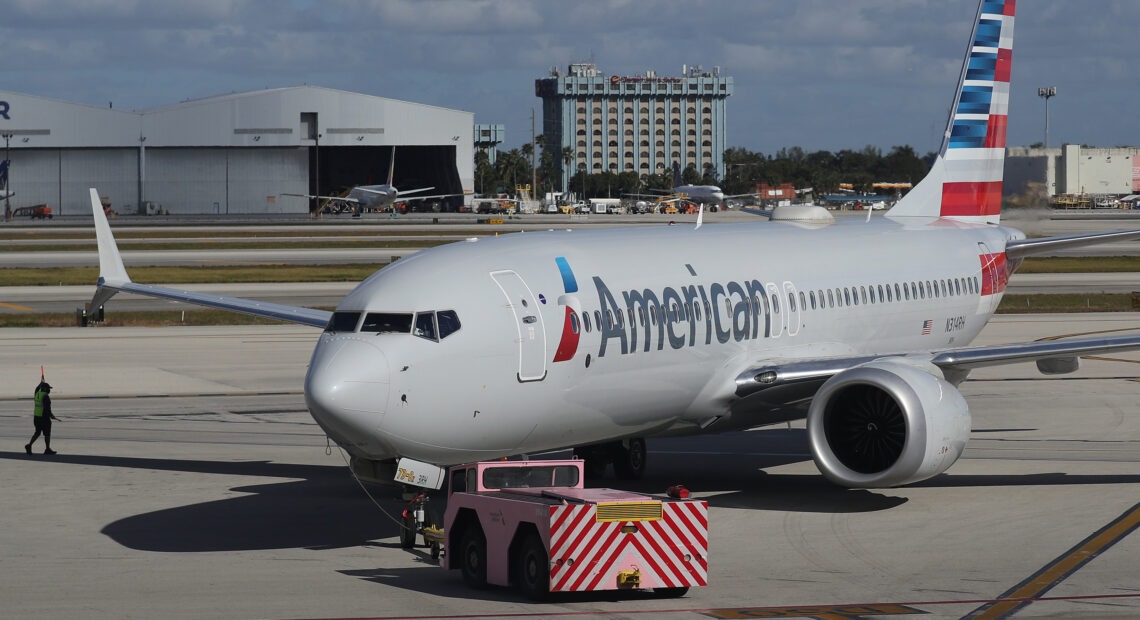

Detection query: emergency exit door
(491, 270), (548, 382)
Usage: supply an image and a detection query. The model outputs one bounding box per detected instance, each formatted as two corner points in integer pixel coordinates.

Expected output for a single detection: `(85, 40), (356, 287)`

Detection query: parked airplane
(628, 184), (750, 210)
(87, 0), (1140, 490)
(1, 159), (12, 200)
(282, 147), (459, 213)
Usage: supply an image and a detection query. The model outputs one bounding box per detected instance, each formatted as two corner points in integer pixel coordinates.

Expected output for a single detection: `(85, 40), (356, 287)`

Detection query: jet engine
(806, 358), (970, 488)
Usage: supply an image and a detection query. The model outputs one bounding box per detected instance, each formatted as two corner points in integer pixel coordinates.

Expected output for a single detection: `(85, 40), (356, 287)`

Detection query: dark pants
(30, 416), (51, 445)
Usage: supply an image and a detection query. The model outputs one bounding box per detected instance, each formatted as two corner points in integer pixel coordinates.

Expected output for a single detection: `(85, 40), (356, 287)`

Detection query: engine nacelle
(806, 359), (971, 488)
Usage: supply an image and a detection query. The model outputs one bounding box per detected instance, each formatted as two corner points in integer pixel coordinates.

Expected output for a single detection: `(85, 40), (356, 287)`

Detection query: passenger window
(594, 310), (602, 328)
(770, 294), (780, 313)
(583, 311), (592, 332)
(799, 291), (806, 310)
(413, 312), (438, 341)
(437, 310), (462, 339)
(844, 288), (851, 306)
(788, 293), (796, 312)
(693, 302), (701, 321)
(361, 312), (413, 333)
(860, 286), (867, 305)
(570, 312), (580, 334)
(810, 291), (817, 310)
(827, 289), (834, 308)
(325, 311), (361, 333)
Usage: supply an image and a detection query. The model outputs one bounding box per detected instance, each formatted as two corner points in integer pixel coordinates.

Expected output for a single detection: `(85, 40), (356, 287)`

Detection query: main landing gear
(573, 438), (647, 480)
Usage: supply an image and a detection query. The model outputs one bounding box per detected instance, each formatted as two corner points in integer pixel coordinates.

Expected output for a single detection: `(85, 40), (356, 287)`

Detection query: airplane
(1, 159), (12, 200)
(281, 146), (460, 214)
(628, 184), (751, 211)
(86, 0), (1140, 491)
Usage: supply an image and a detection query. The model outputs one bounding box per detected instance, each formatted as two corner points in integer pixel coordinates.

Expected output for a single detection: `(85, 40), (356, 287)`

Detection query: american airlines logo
(553, 258), (782, 361)
(0, 100), (9, 120)
(592, 273), (778, 358)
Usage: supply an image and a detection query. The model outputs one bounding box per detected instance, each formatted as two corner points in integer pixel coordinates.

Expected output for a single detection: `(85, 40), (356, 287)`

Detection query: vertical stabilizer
(888, 0), (1016, 224)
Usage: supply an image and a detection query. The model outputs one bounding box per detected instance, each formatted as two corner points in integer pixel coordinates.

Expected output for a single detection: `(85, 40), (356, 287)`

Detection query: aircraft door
(490, 270), (548, 382)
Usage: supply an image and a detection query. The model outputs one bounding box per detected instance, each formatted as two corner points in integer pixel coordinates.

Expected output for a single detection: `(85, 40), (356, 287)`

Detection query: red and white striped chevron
(547, 500), (709, 592)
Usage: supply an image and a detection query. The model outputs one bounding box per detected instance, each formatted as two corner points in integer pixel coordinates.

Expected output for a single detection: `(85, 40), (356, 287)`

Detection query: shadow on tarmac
(0, 451), (403, 552)
(3, 428), (1135, 558)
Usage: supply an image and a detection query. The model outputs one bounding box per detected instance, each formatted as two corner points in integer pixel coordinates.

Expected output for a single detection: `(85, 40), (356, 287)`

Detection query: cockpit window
(360, 312), (413, 333)
(414, 312), (438, 341)
(437, 310), (461, 339)
(325, 311), (361, 333)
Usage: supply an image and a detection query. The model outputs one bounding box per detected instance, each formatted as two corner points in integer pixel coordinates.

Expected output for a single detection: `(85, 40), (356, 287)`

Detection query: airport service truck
(406, 459), (708, 600)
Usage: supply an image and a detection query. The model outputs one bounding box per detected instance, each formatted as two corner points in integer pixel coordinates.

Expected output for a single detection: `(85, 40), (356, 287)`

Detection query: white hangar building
(0, 87), (473, 215)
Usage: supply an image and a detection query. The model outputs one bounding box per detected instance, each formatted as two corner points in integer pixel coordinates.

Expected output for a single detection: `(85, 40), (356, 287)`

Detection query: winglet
(90, 188), (130, 285)
(89, 188), (131, 312)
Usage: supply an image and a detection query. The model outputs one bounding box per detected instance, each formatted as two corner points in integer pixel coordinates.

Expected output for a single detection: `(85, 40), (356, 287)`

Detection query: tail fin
(888, 0), (1016, 224)
(387, 145), (397, 186)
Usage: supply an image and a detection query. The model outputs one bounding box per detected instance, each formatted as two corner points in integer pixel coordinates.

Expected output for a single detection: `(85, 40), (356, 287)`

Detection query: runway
(0, 315), (1137, 619)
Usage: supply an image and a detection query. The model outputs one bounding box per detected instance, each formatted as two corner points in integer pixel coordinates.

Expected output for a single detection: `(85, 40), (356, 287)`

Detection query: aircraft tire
(399, 514), (416, 549)
(613, 438), (647, 480)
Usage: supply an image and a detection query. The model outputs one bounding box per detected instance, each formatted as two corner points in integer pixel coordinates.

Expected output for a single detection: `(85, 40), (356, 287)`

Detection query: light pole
(2, 133), (11, 222)
(1037, 86), (1056, 148)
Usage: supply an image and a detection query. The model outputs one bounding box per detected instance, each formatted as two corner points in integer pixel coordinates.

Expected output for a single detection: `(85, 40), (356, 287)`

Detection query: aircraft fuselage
(303, 217), (1022, 466)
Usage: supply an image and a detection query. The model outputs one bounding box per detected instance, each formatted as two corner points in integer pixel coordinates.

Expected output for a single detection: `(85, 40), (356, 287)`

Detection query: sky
(2, 0), (1137, 157)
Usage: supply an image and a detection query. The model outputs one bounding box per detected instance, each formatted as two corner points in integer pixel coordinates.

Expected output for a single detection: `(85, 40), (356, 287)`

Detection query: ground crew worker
(26, 381), (59, 455)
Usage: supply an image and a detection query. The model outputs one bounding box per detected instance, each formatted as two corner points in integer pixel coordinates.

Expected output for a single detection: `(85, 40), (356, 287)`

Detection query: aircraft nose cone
(304, 336), (389, 448)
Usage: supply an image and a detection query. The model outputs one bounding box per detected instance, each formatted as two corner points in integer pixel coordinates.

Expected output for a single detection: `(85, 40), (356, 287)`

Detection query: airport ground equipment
(12, 204), (52, 219)
(429, 459), (707, 600)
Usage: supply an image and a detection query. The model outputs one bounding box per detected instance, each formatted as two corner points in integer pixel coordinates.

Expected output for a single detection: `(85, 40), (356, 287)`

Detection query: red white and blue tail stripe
(889, 0), (1015, 224)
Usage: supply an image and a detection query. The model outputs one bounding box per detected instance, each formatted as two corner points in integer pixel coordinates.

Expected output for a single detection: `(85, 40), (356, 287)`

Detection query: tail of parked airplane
(888, 0), (1015, 224)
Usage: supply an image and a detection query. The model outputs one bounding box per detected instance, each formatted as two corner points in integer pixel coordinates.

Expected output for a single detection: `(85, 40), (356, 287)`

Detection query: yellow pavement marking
(965, 503), (1140, 619)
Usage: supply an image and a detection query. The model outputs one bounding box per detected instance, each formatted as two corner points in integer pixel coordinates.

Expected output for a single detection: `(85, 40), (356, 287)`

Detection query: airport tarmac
(0, 314), (1137, 619)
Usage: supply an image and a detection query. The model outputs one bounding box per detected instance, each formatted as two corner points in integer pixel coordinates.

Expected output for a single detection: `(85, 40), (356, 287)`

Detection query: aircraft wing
(396, 192), (463, 203)
(87, 188), (333, 329)
(279, 192), (360, 204)
(734, 332), (1140, 400)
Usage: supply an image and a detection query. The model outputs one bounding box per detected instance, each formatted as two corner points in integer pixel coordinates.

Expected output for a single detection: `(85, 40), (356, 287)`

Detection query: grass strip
(0, 239), (454, 252)
(1016, 256), (1140, 273)
(0, 264), (385, 287)
(997, 294), (1136, 313)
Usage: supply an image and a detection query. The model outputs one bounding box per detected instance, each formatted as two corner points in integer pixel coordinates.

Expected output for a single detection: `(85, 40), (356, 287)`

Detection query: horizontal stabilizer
(1006, 228), (1140, 259)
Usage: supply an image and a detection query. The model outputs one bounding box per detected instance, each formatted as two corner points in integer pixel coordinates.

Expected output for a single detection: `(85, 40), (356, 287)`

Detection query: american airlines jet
(88, 0), (1140, 490)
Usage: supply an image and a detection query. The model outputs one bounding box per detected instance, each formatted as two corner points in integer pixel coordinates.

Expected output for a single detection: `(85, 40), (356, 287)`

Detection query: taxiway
(0, 315), (1137, 619)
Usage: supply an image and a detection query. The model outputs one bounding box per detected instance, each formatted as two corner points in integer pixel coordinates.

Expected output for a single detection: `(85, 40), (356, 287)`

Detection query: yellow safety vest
(34, 390), (45, 417)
